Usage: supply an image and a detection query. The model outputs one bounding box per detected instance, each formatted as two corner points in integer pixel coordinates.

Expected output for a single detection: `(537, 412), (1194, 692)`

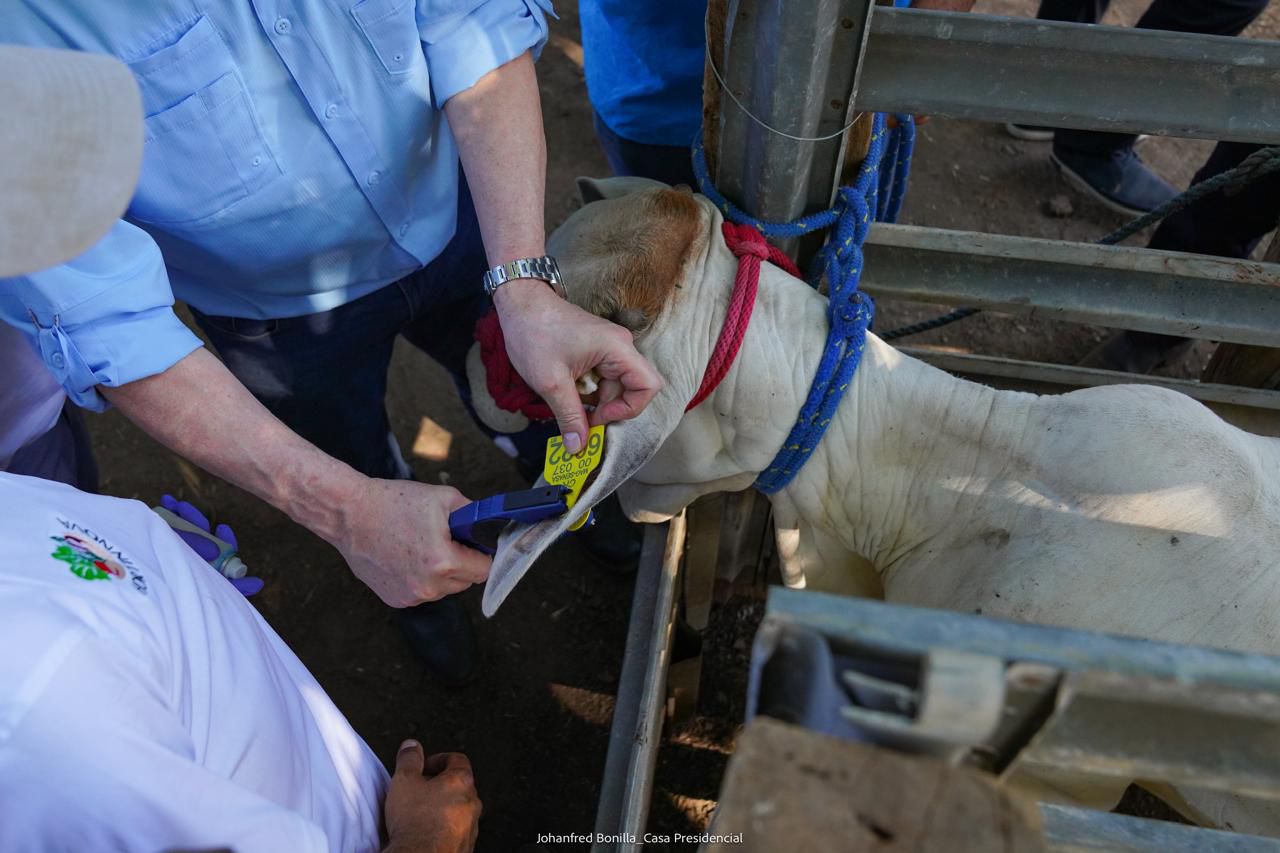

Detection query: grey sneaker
(1051, 147), (1179, 217)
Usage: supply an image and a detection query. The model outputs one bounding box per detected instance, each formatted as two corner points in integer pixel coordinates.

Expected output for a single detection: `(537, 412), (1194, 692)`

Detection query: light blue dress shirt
(0, 0), (552, 410)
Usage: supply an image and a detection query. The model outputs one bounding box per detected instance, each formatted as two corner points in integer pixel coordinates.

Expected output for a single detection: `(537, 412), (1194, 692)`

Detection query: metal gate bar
(862, 224), (1280, 347)
(708, 3), (1280, 237)
(591, 516), (686, 853)
(902, 347), (1280, 437)
(1040, 804), (1280, 852)
(585, 1), (1280, 845)
(746, 589), (1280, 849)
(862, 8), (1280, 144)
(767, 586), (1280, 687)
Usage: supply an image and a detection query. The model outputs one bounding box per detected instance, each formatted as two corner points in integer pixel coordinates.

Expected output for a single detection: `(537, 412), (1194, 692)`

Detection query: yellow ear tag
(544, 424), (606, 531)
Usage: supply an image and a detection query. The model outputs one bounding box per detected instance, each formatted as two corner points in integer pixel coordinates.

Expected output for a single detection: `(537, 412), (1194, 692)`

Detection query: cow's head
(478, 178), (795, 614)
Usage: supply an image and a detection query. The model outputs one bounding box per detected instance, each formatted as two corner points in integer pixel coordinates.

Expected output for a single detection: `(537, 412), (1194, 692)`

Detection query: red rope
(475, 309), (554, 420)
(474, 222), (798, 420)
(685, 222), (799, 412)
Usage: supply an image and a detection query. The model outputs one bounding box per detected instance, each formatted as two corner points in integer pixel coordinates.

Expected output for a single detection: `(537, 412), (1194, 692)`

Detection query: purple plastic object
(160, 494), (263, 597)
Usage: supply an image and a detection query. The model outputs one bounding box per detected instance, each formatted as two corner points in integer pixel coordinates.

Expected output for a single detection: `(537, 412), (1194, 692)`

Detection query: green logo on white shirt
(48, 517), (148, 594)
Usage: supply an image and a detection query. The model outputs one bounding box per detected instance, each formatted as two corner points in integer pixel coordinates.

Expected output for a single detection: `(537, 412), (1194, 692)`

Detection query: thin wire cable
(704, 15), (866, 144)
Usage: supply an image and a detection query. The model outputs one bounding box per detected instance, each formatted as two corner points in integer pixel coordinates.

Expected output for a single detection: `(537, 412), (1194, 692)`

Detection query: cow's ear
(576, 175), (670, 204)
(481, 186), (710, 615)
(483, 388), (687, 616)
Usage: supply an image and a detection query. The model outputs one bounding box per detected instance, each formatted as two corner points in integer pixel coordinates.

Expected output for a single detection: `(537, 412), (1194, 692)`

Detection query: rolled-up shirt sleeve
(418, 0), (554, 105)
(0, 221), (202, 412)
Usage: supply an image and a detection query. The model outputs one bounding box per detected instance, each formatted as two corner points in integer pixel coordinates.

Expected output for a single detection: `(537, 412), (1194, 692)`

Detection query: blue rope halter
(691, 112), (915, 494)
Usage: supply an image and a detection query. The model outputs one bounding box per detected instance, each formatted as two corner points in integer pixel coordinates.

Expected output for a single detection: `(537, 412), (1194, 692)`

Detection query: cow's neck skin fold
(706, 260), (1031, 578)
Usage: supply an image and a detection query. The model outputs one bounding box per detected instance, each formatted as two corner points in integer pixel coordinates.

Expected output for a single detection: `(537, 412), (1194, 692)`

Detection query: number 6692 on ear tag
(543, 424), (605, 531)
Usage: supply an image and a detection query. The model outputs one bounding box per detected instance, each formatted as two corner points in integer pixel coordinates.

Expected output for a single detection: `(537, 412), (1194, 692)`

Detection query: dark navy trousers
(192, 180), (552, 482)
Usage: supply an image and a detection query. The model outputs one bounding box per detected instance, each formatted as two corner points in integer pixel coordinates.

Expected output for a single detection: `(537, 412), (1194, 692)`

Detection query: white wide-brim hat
(0, 46), (143, 277)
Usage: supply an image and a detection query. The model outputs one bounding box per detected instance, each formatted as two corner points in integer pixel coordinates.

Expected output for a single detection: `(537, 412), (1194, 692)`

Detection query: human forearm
(100, 347), (362, 541)
(101, 348), (490, 606)
(443, 50), (547, 274)
(441, 51), (661, 449)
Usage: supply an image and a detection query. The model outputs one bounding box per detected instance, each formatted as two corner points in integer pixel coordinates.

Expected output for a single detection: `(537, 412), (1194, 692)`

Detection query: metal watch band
(482, 255), (566, 299)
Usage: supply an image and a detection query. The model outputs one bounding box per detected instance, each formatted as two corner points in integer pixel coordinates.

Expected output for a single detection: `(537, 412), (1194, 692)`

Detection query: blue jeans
(192, 183), (552, 481)
(592, 111), (697, 187)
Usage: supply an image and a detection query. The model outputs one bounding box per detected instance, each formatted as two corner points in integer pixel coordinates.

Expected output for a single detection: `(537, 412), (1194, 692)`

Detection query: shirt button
(274, 17), (291, 34)
(252, 155), (263, 167)
(324, 103), (339, 120)
(399, 222), (410, 237)
(50, 352), (66, 370)
(366, 171), (381, 187)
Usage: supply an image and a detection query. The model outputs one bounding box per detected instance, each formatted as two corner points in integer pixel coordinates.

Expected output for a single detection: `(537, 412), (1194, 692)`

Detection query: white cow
(477, 178), (1280, 833)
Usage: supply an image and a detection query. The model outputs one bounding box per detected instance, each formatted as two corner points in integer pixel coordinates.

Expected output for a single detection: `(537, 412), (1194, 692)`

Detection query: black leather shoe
(575, 492), (643, 574)
(394, 593), (477, 686)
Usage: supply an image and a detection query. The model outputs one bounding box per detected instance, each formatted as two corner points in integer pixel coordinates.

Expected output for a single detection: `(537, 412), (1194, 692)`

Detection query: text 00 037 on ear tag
(544, 424), (605, 531)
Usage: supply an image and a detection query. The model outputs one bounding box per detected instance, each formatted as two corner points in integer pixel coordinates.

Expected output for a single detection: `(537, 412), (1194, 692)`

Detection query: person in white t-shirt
(0, 46), (480, 853)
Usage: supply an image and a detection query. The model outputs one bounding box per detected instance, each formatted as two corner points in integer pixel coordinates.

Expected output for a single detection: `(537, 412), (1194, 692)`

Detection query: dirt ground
(83, 2), (1277, 851)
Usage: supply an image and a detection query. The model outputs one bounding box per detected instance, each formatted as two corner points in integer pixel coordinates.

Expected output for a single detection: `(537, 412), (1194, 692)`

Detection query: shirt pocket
(351, 0), (426, 77)
(126, 16), (280, 226)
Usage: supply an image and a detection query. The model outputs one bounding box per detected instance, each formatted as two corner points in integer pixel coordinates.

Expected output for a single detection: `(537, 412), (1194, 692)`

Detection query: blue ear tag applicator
(448, 485), (571, 555)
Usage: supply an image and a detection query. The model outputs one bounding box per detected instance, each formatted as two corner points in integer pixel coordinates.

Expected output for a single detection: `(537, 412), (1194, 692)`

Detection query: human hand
(493, 280), (663, 454)
(332, 478), (491, 608)
(384, 741), (481, 853)
(158, 494), (264, 596)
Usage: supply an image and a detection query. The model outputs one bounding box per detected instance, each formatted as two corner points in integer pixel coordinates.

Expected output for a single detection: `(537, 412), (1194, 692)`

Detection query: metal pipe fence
(595, 1), (1280, 846)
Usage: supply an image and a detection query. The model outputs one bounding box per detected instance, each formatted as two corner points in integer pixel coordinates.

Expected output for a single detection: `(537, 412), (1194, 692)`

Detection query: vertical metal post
(1201, 234), (1280, 389)
(585, 5), (882, 847)
(591, 516), (686, 852)
(710, 0), (877, 259)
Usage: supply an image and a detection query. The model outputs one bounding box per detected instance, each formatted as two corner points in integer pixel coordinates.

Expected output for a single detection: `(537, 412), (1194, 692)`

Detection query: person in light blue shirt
(0, 0), (663, 683)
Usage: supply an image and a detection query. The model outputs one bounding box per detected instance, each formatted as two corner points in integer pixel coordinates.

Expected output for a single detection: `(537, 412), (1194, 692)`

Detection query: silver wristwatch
(482, 255), (566, 299)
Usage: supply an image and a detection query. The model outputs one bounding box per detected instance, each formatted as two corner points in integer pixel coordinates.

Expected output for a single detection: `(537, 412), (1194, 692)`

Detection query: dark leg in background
(1082, 141), (1280, 373)
(592, 111), (698, 188)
